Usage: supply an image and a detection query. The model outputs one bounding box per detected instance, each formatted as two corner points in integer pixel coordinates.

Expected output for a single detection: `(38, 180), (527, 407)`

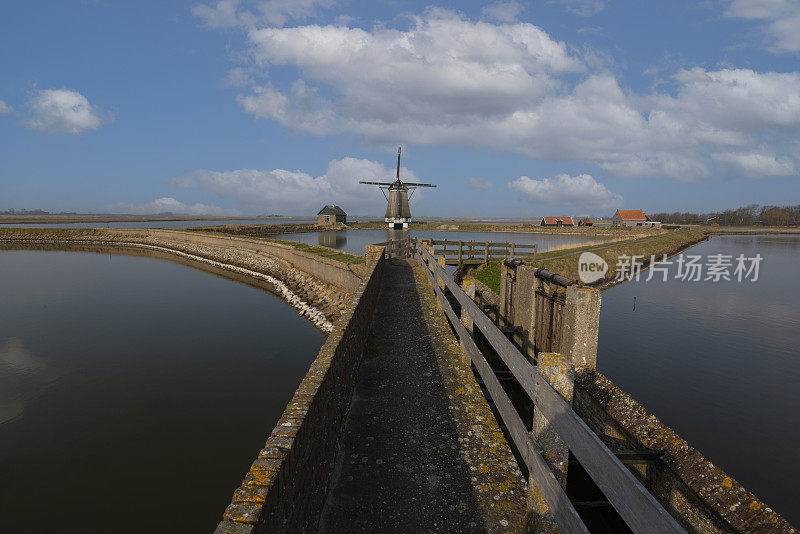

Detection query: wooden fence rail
(417, 241), (685, 534)
(370, 237), (538, 265)
(423, 238), (538, 266)
(372, 238), (416, 259)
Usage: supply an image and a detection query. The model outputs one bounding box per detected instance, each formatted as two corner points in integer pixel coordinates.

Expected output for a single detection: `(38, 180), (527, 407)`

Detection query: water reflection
(317, 232), (348, 249)
(598, 235), (800, 524)
(0, 338), (58, 424)
(0, 249), (325, 532)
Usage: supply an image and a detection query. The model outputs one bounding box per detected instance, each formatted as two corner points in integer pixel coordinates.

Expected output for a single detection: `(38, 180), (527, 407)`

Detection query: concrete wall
(213, 246), (387, 534)
(574, 369), (795, 533)
(464, 270), (796, 533)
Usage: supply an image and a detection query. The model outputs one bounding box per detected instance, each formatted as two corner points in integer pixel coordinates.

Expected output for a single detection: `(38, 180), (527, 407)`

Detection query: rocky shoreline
(0, 232), (345, 333)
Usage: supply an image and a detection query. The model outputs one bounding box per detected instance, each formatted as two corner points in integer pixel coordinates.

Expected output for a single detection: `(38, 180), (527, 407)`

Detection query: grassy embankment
(0, 228), (112, 239)
(272, 240), (365, 264)
(0, 227), (365, 265)
(186, 225), (365, 265)
(702, 226), (800, 235)
(471, 228), (708, 293)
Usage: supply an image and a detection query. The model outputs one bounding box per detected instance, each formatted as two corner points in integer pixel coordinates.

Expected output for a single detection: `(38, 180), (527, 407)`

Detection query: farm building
(540, 216), (575, 227)
(578, 218), (593, 226)
(611, 209), (661, 227)
(317, 205), (347, 225)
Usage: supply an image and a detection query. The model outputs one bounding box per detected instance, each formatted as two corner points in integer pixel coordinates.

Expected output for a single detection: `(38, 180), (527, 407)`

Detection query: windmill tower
(360, 147), (436, 229)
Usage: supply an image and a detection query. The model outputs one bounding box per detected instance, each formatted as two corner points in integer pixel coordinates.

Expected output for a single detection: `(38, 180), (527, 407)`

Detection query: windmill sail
(360, 147), (436, 229)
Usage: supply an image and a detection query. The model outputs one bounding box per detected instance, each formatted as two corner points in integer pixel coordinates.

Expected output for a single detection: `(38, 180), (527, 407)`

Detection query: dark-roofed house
(540, 216), (575, 227)
(317, 205), (347, 225)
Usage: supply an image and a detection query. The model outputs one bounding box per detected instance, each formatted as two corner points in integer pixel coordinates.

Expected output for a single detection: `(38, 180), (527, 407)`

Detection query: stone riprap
(319, 259), (528, 533)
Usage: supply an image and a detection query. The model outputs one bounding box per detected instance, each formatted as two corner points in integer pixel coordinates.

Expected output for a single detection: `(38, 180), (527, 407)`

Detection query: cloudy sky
(1, 0), (799, 217)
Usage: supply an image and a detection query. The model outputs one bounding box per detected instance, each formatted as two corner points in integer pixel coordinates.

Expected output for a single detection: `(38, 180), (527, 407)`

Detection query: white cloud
(192, 0), (334, 28)
(550, 0), (605, 16)
(711, 150), (797, 178)
(509, 173), (622, 209)
(482, 1), (524, 23)
(209, 8), (800, 181)
(0, 100), (11, 115)
(24, 89), (110, 135)
(469, 177), (495, 190)
(724, 0), (800, 52)
(240, 9), (583, 135)
(101, 197), (241, 216)
(172, 157), (419, 215)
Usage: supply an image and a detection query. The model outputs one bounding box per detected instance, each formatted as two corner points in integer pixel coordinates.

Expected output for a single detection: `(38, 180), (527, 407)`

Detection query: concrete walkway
(319, 259), (527, 533)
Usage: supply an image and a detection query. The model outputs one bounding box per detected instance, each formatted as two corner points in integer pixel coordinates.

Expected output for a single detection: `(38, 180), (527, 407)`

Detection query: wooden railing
(370, 237), (537, 265)
(421, 239), (537, 265)
(417, 242), (685, 534)
(371, 238), (416, 259)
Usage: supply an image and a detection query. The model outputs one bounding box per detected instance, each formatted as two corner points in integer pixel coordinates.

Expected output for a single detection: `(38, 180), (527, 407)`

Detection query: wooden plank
(419, 247), (686, 534)
(429, 239), (537, 249)
(423, 265), (589, 534)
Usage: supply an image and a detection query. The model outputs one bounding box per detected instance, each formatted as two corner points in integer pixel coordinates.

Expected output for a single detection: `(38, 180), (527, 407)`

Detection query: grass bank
(0, 227), (365, 265)
(272, 240), (365, 264)
(184, 229), (365, 265)
(702, 226), (800, 235)
(471, 228), (708, 293)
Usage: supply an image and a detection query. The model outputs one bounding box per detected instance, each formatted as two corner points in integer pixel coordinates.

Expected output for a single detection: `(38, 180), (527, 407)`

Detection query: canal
(0, 247), (325, 532)
(276, 228), (616, 255)
(598, 234), (800, 525)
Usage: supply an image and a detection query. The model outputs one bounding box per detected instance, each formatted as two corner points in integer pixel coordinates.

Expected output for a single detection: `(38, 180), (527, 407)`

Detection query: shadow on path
(319, 259), (488, 533)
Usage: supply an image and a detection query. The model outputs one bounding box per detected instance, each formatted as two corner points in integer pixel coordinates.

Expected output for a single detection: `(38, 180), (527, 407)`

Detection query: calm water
(598, 235), (800, 525)
(277, 228), (614, 256)
(0, 218), (312, 229)
(0, 248), (324, 533)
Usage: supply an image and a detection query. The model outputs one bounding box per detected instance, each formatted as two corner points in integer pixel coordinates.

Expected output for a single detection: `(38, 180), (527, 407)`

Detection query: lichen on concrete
(319, 259), (527, 533)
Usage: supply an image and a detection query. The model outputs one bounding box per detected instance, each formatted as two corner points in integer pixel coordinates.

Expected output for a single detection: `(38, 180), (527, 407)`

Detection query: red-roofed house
(578, 218), (593, 226)
(611, 209), (660, 227)
(540, 216), (575, 227)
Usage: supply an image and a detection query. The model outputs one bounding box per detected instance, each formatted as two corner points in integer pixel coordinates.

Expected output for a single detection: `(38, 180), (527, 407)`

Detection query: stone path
(319, 259), (527, 533)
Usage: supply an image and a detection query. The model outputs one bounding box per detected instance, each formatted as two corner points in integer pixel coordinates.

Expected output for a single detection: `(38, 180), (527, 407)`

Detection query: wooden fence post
(437, 256), (446, 291)
(510, 242), (515, 258)
(484, 241), (490, 266)
(458, 241), (463, 265)
(459, 278), (476, 369)
(529, 352), (575, 534)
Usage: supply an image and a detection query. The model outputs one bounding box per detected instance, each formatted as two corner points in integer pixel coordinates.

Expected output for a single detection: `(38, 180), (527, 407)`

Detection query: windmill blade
(360, 181), (395, 186)
(404, 183), (437, 188)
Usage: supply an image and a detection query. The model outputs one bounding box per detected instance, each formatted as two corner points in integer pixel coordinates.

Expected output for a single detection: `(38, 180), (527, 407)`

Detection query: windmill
(360, 147), (436, 229)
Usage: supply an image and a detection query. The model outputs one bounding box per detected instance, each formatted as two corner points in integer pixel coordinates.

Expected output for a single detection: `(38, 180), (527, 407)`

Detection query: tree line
(650, 204), (800, 226)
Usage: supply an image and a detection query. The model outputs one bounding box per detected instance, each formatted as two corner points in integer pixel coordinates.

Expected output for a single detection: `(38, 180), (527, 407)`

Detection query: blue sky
(1, 0), (799, 218)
